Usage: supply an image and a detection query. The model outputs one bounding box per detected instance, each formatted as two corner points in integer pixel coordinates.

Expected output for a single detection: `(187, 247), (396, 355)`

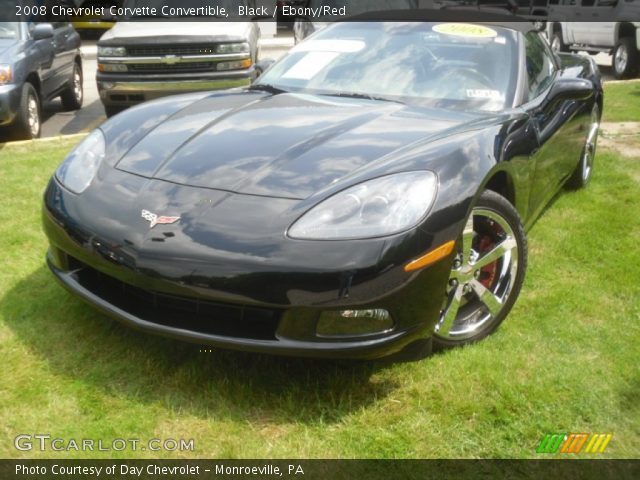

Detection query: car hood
(0, 39), (19, 57)
(99, 21), (252, 44)
(114, 91), (493, 200)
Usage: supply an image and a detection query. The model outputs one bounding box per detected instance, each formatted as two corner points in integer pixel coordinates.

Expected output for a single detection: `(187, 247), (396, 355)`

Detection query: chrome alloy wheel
(27, 93), (39, 138)
(73, 68), (83, 104)
(435, 208), (519, 341)
(614, 44), (629, 74)
(582, 105), (600, 183)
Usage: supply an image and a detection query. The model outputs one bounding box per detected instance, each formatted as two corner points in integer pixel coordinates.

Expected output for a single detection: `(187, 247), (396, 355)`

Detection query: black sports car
(43, 21), (602, 360)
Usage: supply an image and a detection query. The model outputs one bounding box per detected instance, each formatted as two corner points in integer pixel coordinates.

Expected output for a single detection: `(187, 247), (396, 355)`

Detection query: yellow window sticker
(433, 23), (498, 39)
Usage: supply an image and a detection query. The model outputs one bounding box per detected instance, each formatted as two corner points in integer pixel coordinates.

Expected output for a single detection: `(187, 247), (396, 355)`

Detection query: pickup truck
(546, 2), (640, 79)
(0, 21), (83, 140)
(96, 20), (260, 117)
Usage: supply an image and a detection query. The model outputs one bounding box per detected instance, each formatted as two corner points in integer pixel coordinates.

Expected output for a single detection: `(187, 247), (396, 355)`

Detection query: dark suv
(0, 22), (83, 140)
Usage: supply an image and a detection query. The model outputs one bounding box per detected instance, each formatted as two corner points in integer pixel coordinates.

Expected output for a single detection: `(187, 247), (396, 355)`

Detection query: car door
(49, 22), (78, 95)
(27, 21), (57, 99)
(523, 32), (583, 219)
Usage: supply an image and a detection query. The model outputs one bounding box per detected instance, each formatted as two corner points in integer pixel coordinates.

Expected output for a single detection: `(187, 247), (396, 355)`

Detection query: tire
(550, 30), (568, 53)
(60, 62), (83, 111)
(12, 83), (41, 140)
(433, 190), (528, 351)
(566, 103), (600, 190)
(612, 37), (639, 79)
(104, 105), (124, 118)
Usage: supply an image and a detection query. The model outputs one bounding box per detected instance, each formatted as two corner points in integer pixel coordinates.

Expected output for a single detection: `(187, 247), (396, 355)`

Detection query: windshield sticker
(282, 51), (340, 80)
(433, 23), (498, 39)
(466, 89), (503, 100)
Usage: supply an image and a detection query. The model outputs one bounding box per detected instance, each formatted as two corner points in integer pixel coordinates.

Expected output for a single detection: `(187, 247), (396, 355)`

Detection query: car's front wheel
(433, 190), (527, 350)
(12, 83), (41, 140)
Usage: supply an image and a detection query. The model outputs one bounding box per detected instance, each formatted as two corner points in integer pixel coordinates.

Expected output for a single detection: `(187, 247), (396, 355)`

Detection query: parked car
(546, 1), (640, 78)
(0, 21), (83, 140)
(44, 21), (602, 360)
(96, 1), (261, 117)
(69, 0), (121, 37)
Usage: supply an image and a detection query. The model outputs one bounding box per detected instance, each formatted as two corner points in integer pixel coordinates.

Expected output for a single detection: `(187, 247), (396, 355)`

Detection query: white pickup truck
(545, 1), (640, 79)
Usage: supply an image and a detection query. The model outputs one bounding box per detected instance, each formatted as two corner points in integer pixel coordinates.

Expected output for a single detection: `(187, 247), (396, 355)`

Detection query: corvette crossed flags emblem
(141, 209), (181, 229)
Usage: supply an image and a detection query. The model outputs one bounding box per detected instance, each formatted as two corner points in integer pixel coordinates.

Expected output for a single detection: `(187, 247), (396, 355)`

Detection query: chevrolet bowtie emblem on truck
(141, 210), (180, 229)
(161, 55), (180, 65)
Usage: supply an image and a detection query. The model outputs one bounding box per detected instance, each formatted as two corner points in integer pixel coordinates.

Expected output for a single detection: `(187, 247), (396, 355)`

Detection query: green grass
(0, 122), (639, 460)
(603, 80), (640, 122)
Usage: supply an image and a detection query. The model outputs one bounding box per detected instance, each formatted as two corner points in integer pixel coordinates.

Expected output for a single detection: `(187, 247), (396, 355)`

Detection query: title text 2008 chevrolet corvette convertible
(43, 21), (602, 359)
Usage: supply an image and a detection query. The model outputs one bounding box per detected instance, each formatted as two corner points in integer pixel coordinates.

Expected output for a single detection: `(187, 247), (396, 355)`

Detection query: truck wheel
(13, 83), (41, 140)
(550, 31), (568, 53)
(60, 62), (83, 111)
(613, 38), (639, 79)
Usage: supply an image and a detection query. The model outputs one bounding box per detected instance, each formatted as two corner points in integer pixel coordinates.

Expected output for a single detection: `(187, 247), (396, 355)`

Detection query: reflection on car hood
(99, 21), (252, 43)
(115, 91), (490, 199)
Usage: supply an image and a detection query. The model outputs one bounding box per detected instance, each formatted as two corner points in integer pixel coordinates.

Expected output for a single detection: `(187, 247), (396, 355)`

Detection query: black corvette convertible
(43, 21), (602, 359)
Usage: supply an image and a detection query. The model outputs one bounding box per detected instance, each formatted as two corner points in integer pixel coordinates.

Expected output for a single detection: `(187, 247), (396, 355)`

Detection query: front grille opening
(68, 257), (281, 341)
(109, 94), (144, 103)
(128, 62), (217, 74)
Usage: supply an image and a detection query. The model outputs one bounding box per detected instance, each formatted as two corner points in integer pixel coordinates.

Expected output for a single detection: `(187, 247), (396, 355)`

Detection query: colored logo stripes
(537, 433), (612, 454)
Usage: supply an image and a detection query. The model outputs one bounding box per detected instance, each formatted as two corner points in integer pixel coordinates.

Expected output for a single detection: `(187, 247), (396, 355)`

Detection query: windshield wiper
(322, 92), (405, 104)
(248, 84), (287, 95)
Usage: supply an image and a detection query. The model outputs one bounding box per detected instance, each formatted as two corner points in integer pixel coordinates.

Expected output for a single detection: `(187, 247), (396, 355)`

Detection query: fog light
(316, 309), (393, 337)
(98, 63), (127, 73)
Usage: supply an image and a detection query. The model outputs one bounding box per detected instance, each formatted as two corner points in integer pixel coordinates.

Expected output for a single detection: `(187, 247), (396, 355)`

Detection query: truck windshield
(122, 0), (248, 17)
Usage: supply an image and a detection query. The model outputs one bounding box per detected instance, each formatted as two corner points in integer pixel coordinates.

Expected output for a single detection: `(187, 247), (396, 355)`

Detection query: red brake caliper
(476, 230), (499, 289)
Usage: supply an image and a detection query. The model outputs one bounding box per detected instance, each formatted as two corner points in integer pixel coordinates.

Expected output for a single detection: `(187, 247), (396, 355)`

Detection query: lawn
(0, 87), (638, 460)
(603, 79), (640, 122)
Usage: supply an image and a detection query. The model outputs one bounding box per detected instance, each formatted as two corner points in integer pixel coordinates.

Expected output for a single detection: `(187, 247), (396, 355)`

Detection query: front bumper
(0, 83), (22, 126)
(42, 177), (454, 359)
(97, 71), (254, 107)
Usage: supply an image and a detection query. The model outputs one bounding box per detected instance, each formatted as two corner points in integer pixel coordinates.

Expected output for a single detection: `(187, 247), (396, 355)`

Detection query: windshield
(0, 22), (19, 39)
(257, 22), (519, 111)
(122, 0), (247, 17)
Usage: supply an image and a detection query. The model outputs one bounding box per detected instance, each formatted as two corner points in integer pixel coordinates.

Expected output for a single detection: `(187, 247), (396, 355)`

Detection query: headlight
(216, 42), (250, 54)
(0, 65), (12, 84)
(288, 171), (437, 240)
(55, 130), (105, 194)
(98, 46), (126, 57)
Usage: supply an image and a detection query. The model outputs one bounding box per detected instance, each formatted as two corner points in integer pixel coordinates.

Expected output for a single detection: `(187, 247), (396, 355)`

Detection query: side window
(525, 32), (557, 100)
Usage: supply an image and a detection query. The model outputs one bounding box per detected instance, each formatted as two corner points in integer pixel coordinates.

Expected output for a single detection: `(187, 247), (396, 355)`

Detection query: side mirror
(255, 58), (276, 77)
(33, 23), (54, 41)
(548, 78), (594, 103)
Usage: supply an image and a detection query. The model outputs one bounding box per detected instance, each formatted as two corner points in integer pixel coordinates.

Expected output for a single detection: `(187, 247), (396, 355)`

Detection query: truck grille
(128, 62), (217, 74)
(128, 44), (218, 57)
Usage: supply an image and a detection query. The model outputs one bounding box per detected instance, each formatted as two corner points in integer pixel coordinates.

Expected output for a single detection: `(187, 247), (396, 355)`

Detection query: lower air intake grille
(69, 257), (281, 341)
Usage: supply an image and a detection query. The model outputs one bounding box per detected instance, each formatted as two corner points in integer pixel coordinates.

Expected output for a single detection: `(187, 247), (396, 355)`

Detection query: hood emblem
(141, 209), (180, 229)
